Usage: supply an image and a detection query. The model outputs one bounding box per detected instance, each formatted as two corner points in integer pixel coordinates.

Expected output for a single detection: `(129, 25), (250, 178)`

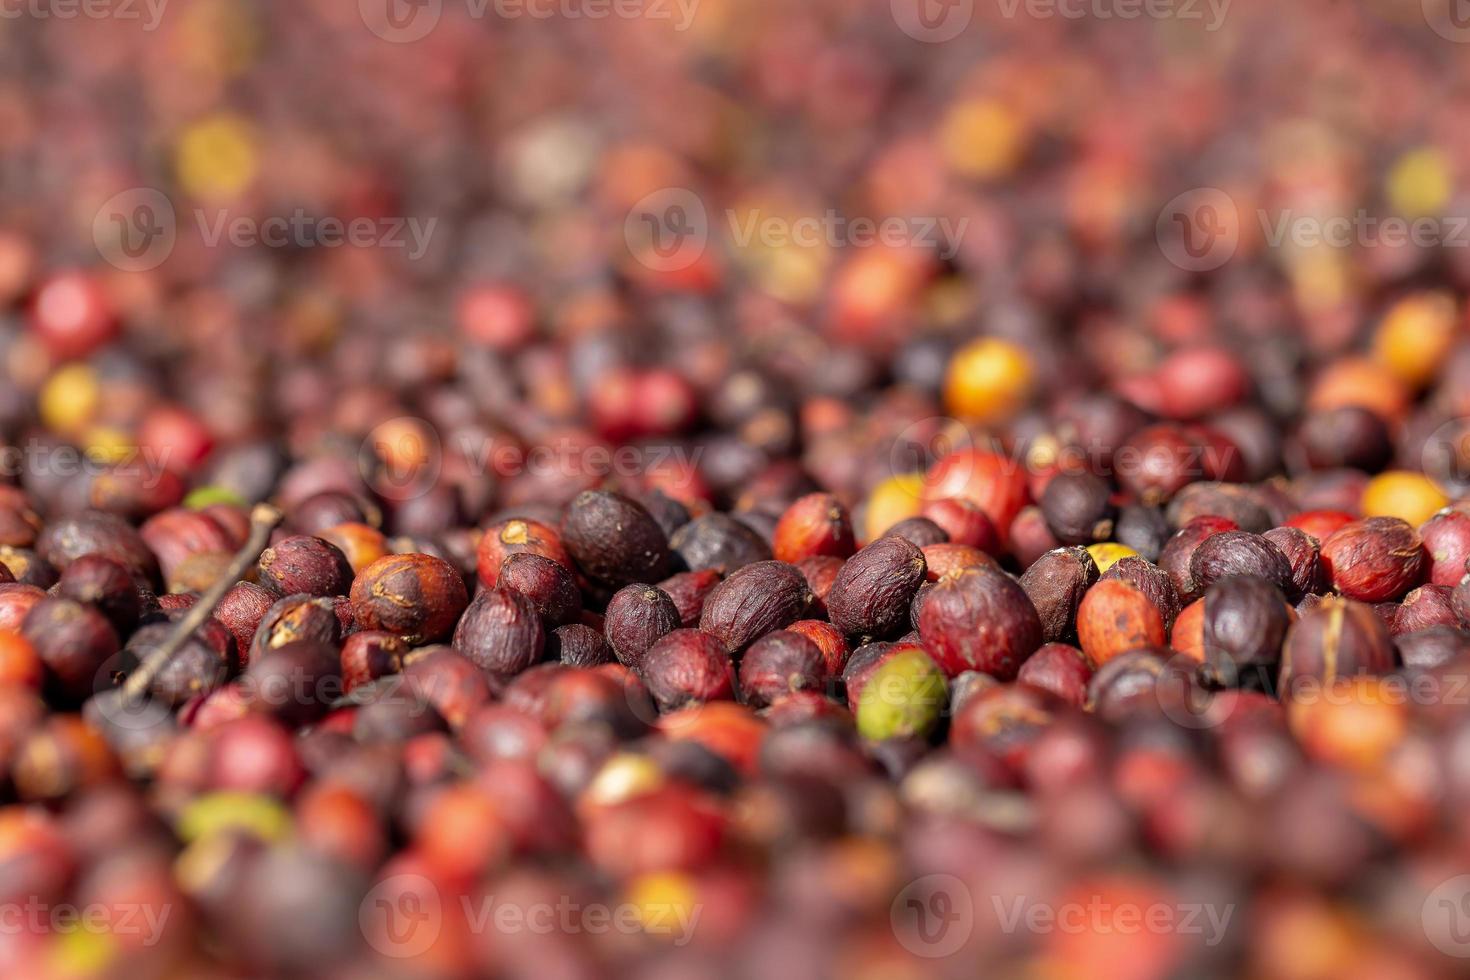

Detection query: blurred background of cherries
(2, 1), (1470, 978)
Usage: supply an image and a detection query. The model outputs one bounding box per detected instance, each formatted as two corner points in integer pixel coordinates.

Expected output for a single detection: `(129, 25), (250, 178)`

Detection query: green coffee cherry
(856, 647), (948, 741)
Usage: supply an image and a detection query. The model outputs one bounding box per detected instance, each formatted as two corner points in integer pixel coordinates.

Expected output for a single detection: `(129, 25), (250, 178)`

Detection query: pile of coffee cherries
(4, 3), (1470, 980)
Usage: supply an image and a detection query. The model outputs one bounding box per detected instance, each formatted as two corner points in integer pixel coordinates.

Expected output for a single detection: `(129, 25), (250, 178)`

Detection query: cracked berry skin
(349, 554), (468, 644)
(919, 566), (1042, 680)
(561, 490), (671, 588)
(826, 536), (927, 642)
(699, 560), (812, 654)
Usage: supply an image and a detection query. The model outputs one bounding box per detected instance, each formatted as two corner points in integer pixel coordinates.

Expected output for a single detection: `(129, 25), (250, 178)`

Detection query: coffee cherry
(1320, 517), (1427, 602)
(827, 536), (927, 641)
(349, 554), (468, 644)
(919, 566), (1042, 679)
(1076, 579), (1166, 668)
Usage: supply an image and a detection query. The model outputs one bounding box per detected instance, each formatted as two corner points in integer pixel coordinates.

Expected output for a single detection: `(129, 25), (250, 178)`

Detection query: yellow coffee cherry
(624, 872), (701, 941)
(1087, 543), (1138, 574)
(1371, 291), (1457, 389)
(1361, 471), (1447, 527)
(176, 113), (258, 200)
(39, 363), (100, 436)
(864, 472), (925, 543)
(1387, 147), (1452, 218)
(943, 337), (1035, 424)
(939, 98), (1026, 180)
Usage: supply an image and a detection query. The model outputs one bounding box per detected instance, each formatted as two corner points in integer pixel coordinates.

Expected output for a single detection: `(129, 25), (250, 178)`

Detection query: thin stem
(122, 503), (283, 702)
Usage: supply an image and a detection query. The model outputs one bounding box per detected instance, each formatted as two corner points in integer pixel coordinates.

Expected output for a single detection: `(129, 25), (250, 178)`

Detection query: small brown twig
(122, 502), (283, 702)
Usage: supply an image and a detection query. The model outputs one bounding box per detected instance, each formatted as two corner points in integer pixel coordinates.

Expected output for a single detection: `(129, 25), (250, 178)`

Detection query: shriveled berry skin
(1017, 642), (1094, 707)
(669, 513), (771, 575)
(827, 536), (927, 641)
(1159, 516), (1239, 602)
(1040, 471), (1116, 545)
(349, 554), (468, 644)
(215, 582), (283, 664)
(1394, 585), (1458, 635)
(453, 587), (546, 676)
(1200, 575), (1290, 687)
(561, 490), (671, 588)
(772, 493), (856, 564)
(919, 567), (1042, 680)
(476, 518), (570, 589)
(1320, 517), (1426, 602)
(1101, 556), (1182, 632)
(657, 569), (722, 628)
(1419, 510), (1470, 587)
(1076, 579), (1167, 668)
(550, 623), (615, 667)
(604, 584), (680, 671)
(738, 630), (826, 708)
(250, 595), (342, 663)
(642, 629), (735, 711)
(1188, 531), (1294, 597)
(257, 535), (353, 597)
(699, 560), (812, 653)
(498, 553), (581, 626)
(1263, 526), (1325, 598)
(1020, 547), (1098, 643)
(22, 598), (120, 701)
(1279, 598), (1394, 695)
